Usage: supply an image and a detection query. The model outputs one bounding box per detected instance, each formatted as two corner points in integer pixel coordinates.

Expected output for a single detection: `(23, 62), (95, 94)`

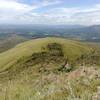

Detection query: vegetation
(0, 37), (92, 71)
(0, 34), (28, 53)
(0, 37), (100, 100)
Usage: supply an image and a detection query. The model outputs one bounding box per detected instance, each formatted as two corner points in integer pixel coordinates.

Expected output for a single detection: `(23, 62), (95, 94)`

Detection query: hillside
(0, 37), (92, 72)
(72, 25), (100, 40)
(0, 34), (28, 53)
(0, 37), (99, 100)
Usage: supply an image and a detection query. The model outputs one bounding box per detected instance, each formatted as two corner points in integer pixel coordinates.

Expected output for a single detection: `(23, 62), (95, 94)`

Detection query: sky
(0, 0), (100, 25)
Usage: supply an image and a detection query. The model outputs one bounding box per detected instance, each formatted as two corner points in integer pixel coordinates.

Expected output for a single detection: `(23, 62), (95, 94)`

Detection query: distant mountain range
(0, 24), (100, 41)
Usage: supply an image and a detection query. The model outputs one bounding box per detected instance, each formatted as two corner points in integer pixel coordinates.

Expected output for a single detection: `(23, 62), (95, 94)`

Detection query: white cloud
(40, 4), (100, 25)
(0, 0), (35, 14)
(0, 0), (37, 24)
(0, 0), (100, 25)
(40, 0), (62, 6)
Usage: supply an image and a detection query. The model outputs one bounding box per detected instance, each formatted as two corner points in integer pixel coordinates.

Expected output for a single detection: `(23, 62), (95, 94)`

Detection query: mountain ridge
(0, 37), (92, 72)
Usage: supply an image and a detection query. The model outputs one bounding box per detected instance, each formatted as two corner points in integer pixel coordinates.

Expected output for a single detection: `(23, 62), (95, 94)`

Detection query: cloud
(40, 4), (100, 25)
(0, 0), (62, 17)
(0, 0), (37, 24)
(0, 0), (100, 25)
(0, 0), (36, 13)
(39, 0), (62, 6)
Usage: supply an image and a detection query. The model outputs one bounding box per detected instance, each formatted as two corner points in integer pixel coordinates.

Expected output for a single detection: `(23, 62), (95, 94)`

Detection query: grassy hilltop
(0, 37), (99, 100)
(0, 37), (92, 71)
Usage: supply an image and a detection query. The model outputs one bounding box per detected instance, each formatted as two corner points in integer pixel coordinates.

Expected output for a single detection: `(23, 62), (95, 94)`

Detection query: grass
(0, 37), (99, 100)
(0, 37), (91, 72)
(0, 67), (99, 100)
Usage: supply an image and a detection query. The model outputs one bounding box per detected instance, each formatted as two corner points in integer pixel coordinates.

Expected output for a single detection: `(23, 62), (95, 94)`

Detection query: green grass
(0, 37), (99, 100)
(0, 37), (91, 72)
(0, 67), (99, 100)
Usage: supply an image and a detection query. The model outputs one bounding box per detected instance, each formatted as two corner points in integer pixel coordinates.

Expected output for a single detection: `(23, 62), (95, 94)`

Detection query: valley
(0, 34), (28, 53)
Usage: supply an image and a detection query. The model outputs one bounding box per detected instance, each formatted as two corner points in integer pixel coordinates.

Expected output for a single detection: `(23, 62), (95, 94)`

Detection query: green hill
(0, 37), (92, 72)
(0, 37), (99, 100)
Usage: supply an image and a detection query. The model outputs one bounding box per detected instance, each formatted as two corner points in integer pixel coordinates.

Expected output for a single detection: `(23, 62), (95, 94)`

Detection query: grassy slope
(0, 37), (92, 72)
(0, 34), (28, 53)
(0, 37), (99, 100)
